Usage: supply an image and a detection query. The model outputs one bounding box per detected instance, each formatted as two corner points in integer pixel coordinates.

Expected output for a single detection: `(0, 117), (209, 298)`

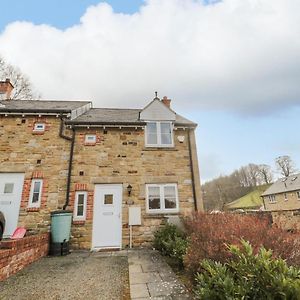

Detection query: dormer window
(33, 123), (45, 132)
(145, 122), (173, 147)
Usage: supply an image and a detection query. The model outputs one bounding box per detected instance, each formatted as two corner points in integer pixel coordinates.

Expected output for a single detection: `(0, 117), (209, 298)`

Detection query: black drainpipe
(63, 128), (75, 210)
(187, 128), (198, 211)
(59, 118), (75, 210)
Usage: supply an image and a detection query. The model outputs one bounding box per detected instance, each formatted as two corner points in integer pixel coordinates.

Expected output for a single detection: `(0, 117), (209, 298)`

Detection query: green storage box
(50, 210), (72, 243)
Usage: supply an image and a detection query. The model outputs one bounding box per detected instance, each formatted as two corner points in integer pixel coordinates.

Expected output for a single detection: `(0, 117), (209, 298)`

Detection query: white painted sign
(129, 206), (141, 226)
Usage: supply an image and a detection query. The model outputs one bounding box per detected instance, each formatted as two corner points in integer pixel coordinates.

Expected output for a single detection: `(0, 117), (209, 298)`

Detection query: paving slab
(128, 249), (192, 299)
(130, 283), (150, 298)
(130, 271), (161, 284)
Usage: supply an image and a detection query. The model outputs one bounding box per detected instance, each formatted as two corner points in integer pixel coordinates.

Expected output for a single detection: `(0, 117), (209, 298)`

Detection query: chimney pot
(161, 96), (171, 108)
(0, 78), (14, 100)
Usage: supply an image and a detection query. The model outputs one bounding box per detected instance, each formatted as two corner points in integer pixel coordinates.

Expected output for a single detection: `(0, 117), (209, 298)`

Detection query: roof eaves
(66, 121), (146, 126)
(0, 108), (72, 114)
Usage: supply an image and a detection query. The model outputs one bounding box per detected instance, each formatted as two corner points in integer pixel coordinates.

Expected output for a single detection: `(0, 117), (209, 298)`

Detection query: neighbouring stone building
(261, 174), (300, 230)
(0, 79), (203, 249)
(261, 173), (300, 211)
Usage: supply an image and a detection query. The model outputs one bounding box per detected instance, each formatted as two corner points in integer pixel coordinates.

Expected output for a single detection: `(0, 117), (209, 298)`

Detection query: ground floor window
(74, 191), (87, 221)
(28, 179), (43, 208)
(146, 183), (179, 213)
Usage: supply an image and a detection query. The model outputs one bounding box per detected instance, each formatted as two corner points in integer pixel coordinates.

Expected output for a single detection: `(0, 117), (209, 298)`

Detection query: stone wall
(0, 114), (201, 249)
(69, 127), (198, 249)
(264, 191), (300, 211)
(0, 233), (49, 281)
(271, 210), (300, 230)
(0, 115), (71, 231)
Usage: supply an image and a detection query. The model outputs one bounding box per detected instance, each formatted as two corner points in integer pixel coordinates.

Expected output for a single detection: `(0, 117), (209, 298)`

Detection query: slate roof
(261, 173), (300, 196)
(0, 100), (91, 113)
(66, 108), (197, 127)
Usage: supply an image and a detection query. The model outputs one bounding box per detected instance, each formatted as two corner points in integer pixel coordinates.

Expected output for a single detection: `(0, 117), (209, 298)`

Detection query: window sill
(32, 131), (45, 135)
(144, 212), (180, 218)
(27, 207), (40, 212)
(73, 220), (86, 225)
(143, 147), (177, 151)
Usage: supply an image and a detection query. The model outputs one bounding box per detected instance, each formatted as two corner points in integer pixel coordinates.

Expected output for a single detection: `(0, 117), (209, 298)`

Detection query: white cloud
(0, 0), (300, 113)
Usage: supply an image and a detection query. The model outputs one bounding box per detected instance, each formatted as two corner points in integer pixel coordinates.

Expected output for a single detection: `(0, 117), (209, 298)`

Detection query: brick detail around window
(20, 179), (31, 209)
(72, 220), (85, 226)
(21, 177), (48, 211)
(32, 171), (43, 179)
(79, 133), (104, 146)
(74, 183), (88, 191)
(86, 191), (94, 220)
(30, 117), (50, 135)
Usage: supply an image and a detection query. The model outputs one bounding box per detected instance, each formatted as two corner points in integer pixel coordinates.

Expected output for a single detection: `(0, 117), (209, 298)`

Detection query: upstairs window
(297, 191), (300, 200)
(146, 183), (179, 213)
(85, 134), (96, 144)
(145, 122), (173, 147)
(268, 195), (276, 203)
(284, 193), (288, 201)
(33, 123), (45, 132)
(28, 179), (43, 208)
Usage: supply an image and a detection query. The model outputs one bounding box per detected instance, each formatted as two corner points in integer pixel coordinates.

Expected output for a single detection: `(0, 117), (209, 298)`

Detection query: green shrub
(153, 223), (188, 266)
(195, 240), (300, 300)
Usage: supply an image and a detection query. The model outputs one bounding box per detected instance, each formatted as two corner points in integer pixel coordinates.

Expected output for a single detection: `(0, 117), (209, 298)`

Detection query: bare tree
(258, 164), (273, 184)
(275, 155), (297, 177)
(0, 55), (39, 99)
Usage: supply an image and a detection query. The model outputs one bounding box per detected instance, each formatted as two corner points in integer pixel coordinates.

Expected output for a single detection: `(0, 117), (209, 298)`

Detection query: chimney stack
(0, 78), (14, 100)
(161, 96), (171, 108)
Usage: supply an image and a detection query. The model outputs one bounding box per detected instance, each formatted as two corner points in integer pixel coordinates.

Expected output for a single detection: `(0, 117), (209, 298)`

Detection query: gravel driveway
(0, 251), (129, 300)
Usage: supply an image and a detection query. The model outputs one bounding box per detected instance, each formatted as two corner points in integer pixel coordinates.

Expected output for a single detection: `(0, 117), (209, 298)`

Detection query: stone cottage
(0, 79), (203, 249)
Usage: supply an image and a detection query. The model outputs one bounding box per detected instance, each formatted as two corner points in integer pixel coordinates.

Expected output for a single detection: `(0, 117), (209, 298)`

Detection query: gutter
(58, 118), (75, 210)
(187, 128), (198, 211)
(0, 109), (72, 114)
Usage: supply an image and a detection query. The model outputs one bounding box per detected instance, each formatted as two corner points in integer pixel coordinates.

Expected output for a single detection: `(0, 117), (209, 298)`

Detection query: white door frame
(0, 173), (25, 237)
(92, 184), (123, 250)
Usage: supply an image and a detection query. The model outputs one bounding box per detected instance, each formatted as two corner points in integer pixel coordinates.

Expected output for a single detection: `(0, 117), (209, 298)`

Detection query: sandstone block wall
(69, 127), (196, 249)
(264, 191), (300, 211)
(0, 115), (71, 231)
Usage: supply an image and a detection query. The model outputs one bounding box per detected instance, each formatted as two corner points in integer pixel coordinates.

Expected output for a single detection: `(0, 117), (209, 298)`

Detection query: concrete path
(128, 249), (192, 300)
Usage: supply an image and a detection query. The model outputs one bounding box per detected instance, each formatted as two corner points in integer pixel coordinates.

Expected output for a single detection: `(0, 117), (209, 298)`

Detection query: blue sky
(0, 0), (299, 182)
(0, 1), (144, 31)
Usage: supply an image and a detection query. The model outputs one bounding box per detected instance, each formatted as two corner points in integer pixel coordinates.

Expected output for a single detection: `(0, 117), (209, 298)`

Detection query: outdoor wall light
(127, 184), (133, 196)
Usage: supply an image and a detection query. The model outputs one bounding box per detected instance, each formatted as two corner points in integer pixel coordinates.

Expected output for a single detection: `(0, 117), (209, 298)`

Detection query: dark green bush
(195, 240), (300, 300)
(153, 223), (188, 266)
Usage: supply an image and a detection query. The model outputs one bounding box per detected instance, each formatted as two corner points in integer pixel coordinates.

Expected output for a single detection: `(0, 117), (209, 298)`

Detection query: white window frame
(85, 134), (96, 144)
(146, 183), (179, 214)
(73, 191), (87, 221)
(145, 121), (174, 147)
(297, 191), (300, 200)
(268, 195), (276, 203)
(28, 179), (43, 208)
(33, 123), (45, 132)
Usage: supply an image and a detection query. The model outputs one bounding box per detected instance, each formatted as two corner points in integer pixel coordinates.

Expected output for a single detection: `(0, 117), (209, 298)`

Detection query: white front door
(0, 173), (25, 237)
(92, 184), (122, 249)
